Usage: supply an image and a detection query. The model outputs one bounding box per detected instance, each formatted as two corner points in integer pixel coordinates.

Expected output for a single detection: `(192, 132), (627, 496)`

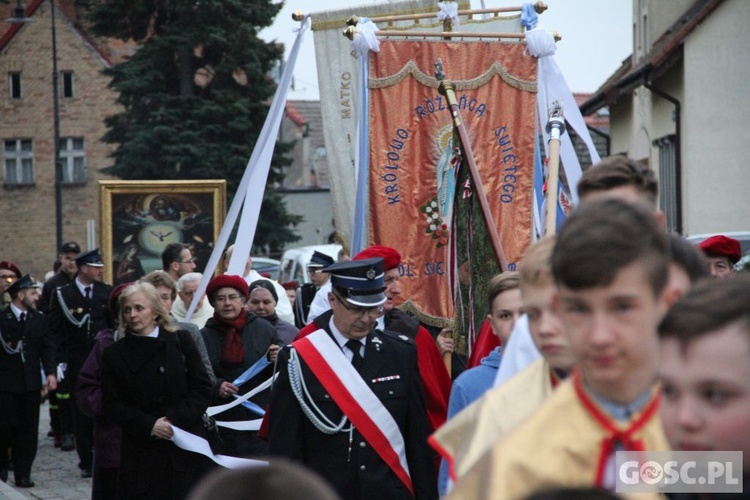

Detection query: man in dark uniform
(40, 241), (80, 313)
(269, 258), (438, 499)
(48, 249), (113, 478)
(293, 251), (334, 328)
(0, 275), (57, 487)
(40, 241), (80, 445)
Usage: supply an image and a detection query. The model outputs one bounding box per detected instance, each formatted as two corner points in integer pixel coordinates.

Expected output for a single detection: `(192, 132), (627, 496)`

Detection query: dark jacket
(293, 283), (318, 328)
(261, 313), (299, 345)
(268, 325), (438, 500)
(40, 270), (74, 314)
(200, 313), (281, 401)
(76, 329), (120, 469)
(48, 280), (114, 368)
(0, 306), (55, 393)
(101, 328), (213, 499)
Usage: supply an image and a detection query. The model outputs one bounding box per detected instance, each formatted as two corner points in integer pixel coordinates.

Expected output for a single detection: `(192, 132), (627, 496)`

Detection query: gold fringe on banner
(369, 58), (537, 93)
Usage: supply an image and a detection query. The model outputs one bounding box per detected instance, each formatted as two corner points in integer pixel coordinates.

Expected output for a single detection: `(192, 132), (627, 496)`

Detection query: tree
(87, 0), (301, 253)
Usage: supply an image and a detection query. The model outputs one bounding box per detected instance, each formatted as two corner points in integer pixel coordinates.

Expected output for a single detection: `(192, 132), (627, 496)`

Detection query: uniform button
(388, 390), (394, 395)
(360, 465), (366, 471)
(324, 394), (330, 399)
(359, 442), (366, 448)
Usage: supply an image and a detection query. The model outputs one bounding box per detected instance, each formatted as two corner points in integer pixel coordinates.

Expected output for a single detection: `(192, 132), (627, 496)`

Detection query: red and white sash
(294, 329), (413, 495)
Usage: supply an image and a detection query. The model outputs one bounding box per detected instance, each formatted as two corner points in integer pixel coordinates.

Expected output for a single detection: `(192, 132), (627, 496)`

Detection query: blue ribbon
(521, 3), (539, 30)
(231, 355), (272, 416)
(351, 47), (371, 255)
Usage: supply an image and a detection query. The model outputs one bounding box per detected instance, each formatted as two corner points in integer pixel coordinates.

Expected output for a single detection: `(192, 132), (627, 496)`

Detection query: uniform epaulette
(379, 329), (415, 344)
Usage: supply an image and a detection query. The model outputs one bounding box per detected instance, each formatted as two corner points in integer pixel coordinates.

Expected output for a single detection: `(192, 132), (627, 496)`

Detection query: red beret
(109, 282), (132, 314)
(354, 245), (402, 271)
(281, 281), (298, 291)
(206, 274), (249, 305)
(698, 235), (742, 264)
(0, 261), (21, 278)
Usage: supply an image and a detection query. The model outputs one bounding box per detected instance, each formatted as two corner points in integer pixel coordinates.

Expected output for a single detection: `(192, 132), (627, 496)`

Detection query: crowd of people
(0, 155), (747, 499)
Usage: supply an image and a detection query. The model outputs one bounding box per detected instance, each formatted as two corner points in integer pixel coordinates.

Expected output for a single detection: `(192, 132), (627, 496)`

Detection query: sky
(260, 0), (634, 100)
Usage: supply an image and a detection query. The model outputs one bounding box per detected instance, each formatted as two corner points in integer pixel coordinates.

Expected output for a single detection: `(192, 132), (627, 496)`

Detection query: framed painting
(100, 180), (226, 285)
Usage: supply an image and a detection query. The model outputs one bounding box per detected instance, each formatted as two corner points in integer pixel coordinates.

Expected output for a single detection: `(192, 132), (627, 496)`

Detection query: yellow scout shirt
(449, 373), (669, 500)
(431, 358), (556, 482)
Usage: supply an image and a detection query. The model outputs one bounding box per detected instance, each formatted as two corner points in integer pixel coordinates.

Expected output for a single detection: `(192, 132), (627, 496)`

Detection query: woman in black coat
(101, 281), (213, 499)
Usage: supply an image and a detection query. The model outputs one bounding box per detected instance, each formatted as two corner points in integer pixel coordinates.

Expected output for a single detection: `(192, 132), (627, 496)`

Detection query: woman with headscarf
(100, 281), (213, 499)
(247, 280), (299, 344)
(200, 275), (281, 457)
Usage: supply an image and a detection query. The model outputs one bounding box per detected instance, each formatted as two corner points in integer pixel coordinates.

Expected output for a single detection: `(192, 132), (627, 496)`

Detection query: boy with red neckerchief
(450, 197), (679, 499)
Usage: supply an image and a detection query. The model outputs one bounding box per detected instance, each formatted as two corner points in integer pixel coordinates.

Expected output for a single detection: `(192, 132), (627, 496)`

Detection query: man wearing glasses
(268, 257), (438, 499)
(161, 243), (197, 283)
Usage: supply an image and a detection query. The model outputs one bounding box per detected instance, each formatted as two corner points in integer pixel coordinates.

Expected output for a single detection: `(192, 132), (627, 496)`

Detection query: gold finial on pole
(291, 11), (305, 22)
(534, 2), (548, 14)
(552, 30), (562, 42)
(346, 15), (359, 27)
(343, 26), (357, 41)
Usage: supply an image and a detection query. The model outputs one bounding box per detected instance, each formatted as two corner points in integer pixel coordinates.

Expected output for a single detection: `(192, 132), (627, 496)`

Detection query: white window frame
(3, 139), (34, 186)
(59, 137), (87, 184)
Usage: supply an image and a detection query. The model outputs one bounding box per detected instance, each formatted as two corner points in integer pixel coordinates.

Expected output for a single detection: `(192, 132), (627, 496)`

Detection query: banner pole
(435, 60), (509, 272)
(544, 101), (566, 236)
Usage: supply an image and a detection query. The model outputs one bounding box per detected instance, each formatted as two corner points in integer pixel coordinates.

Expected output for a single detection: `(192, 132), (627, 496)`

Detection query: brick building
(0, 0), (130, 279)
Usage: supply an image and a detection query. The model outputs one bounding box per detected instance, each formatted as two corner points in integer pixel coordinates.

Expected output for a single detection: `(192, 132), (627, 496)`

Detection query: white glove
(57, 363), (67, 382)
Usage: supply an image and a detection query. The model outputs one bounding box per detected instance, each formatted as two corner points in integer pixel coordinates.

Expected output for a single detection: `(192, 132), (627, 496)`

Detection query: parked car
(251, 257), (281, 281)
(279, 244), (342, 285)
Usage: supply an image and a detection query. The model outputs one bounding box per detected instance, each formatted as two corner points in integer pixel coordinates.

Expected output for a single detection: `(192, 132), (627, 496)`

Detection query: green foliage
(88, 0), (301, 252)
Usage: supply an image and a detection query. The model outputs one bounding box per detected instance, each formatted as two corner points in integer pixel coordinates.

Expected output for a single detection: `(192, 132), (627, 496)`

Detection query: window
(654, 134), (678, 232)
(59, 137), (86, 184)
(3, 139), (34, 185)
(61, 71), (74, 98)
(9, 72), (21, 99)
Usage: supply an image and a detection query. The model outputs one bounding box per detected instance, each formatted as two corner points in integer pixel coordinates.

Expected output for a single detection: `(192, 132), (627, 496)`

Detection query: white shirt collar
(75, 278), (92, 297)
(144, 325), (160, 338)
(10, 303), (25, 321)
(328, 317), (365, 361)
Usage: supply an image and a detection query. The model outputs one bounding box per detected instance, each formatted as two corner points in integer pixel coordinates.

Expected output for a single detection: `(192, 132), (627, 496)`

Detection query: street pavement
(0, 401), (91, 500)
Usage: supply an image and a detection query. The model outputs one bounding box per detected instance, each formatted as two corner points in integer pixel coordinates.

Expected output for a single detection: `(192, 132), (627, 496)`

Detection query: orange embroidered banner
(368, 40), (537, 325)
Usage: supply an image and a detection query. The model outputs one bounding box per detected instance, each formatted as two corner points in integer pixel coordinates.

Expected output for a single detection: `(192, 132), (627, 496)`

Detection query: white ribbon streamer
(205, 373), (277, 418)
(351, 18), (380, 59)
(171, 426), (267, 469)
(437, 2), (460, 28)
(185, 17), (311, 321)
(526, 27), (601, 205)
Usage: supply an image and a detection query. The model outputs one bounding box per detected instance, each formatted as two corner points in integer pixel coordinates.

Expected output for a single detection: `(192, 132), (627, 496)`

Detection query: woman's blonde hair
(115, 281), (177, 340)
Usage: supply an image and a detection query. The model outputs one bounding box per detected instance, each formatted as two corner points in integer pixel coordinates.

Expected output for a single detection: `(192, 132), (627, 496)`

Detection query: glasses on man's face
(215, 294), (243, 303)
(179, 258), (196, 264)
(333, 292), (383, 317)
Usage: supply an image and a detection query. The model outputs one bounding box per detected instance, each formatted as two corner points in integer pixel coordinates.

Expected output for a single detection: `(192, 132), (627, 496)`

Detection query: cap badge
(366, 267), (376, 280)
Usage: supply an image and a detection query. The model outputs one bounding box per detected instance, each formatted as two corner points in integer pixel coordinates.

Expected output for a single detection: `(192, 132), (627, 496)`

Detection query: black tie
(19, 312), (26, 323)
(84, 286), (92, 300)
(345, 340), (363, 372)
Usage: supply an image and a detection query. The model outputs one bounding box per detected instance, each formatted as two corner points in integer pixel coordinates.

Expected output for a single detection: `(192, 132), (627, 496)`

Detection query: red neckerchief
(550, 369), (560, 389)
(573, 370), (660, 487)
(212, 308), (248, 364)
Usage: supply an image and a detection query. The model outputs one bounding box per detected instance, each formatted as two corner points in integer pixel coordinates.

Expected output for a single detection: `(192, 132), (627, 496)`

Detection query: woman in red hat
(200, 274), (281, 457)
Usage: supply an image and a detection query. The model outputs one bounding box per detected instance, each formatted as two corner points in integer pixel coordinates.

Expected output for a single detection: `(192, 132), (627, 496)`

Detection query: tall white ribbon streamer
(171, 426), (267, 469)
(526, 27), (601, 205)
(437, 2), (460, 28)
(185, 17), (311, 321)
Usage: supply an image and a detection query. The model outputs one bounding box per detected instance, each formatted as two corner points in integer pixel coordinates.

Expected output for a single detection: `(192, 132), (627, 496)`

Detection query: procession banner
(311, 1), (517, 247)
(367, 40), (537, 327)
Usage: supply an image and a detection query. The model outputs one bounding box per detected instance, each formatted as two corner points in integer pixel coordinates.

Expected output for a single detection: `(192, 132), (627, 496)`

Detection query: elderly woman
(247, 280), (299, 344)
(101, 282), (213, 499)
(200, 275), (281, 457)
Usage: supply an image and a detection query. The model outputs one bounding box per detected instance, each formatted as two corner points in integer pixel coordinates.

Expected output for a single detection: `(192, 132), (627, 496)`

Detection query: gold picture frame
(99, 180), (226, 285)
